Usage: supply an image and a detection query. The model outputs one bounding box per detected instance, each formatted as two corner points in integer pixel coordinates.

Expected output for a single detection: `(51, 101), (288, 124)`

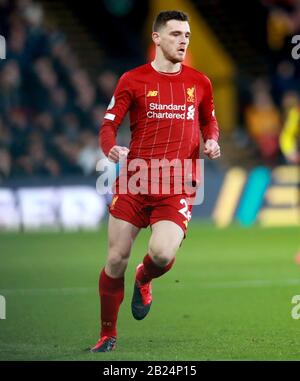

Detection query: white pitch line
(199, 278), (300, 289)
(1, 278), (300, 295)
(0, 287), (95, 295)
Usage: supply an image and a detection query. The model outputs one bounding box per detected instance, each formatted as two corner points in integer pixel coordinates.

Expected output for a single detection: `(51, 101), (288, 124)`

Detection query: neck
(152, 53), (181, 73)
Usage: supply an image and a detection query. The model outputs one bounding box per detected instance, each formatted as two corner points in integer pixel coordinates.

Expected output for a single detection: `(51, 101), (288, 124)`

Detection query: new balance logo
(147, 90), (158, 97)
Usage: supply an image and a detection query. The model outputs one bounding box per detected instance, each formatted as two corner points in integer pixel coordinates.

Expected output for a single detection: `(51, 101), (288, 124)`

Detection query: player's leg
(91, 215), (140, 352)
(148, 220), (184, 266)
(105, 214), (140, 278)
(131, 220), (184, 320)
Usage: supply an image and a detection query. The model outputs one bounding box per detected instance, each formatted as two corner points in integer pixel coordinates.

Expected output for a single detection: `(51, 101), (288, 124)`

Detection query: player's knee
(107, 248), (130, 267)
(148, 243), (176, 267)
(153, 255), (172, 267)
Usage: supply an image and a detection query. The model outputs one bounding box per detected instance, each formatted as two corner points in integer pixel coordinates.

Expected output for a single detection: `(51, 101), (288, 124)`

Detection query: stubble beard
(164, 50), (185, 64)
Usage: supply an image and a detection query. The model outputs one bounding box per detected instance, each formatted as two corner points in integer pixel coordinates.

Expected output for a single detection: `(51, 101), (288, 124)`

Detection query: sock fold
(136, 254), (175, 284)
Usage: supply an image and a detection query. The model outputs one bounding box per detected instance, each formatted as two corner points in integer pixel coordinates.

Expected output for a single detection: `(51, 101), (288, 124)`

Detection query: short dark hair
(152, 10), (189, 32)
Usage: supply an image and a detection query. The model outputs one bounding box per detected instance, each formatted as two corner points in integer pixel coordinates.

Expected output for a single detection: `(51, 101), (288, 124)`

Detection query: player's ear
(152, 32), (160, 46)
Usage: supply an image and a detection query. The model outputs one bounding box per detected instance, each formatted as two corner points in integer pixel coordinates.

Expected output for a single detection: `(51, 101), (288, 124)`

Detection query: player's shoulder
(183, 65), (212, 84)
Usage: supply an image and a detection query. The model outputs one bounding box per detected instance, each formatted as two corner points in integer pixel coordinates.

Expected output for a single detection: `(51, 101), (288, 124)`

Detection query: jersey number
(179, 199), (191, 221)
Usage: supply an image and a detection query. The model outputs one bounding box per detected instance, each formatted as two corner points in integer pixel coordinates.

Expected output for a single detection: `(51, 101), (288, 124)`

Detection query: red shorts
(108, 193), (193, 235)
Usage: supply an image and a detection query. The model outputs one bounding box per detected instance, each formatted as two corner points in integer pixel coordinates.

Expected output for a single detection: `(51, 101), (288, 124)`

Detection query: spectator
(78, 130), (101, 175)
(272, 60), (300, 105)
(0, 117), (12, 148)
(0, 148), (12, 180)
(279, 103), (300, 164)
(245, 79), (282, 166)
(9, 108), (31, 158)
(96, 70), (118, 104)
(0, 60), (23, 115)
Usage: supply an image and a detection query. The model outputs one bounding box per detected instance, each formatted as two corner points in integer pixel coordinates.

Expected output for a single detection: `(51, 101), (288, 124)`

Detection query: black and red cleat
(90, 336), (117, 353)
(131, 264), (152, 320)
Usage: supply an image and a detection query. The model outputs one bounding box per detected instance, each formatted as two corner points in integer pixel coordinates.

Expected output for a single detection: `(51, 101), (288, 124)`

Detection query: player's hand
(108, 146), (129, 163)
(204, 139), (221, 159)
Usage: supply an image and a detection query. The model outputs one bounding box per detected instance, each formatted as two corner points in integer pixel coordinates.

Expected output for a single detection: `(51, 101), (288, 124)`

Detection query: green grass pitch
(0, 223), (300, 360)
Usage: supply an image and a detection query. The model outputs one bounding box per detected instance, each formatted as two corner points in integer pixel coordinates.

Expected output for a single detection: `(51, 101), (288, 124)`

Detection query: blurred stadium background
(0, 0), (299, 360)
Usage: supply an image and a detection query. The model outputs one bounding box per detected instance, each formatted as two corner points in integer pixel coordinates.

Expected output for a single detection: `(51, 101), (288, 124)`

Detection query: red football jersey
(100, 63), (219, 161)
(100, 63), (219, 194)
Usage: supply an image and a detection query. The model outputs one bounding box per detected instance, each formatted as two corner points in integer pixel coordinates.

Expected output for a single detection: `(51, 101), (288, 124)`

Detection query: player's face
(155, 20), (191, 63)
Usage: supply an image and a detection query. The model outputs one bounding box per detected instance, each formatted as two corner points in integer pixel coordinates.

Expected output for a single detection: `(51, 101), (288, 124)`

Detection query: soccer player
(91, 10), (221, 352)
(279, 104), (300, 164)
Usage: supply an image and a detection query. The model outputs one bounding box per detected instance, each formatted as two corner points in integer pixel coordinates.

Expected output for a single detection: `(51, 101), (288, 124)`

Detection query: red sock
(136, 254), (175, 285)
(99, 268), (124, 338)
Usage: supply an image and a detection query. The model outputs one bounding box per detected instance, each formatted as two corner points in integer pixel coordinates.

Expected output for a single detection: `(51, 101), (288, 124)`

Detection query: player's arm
(99, 72), (133, 163)
(198, 76), (220, 160)
(279, 107), (300, 164)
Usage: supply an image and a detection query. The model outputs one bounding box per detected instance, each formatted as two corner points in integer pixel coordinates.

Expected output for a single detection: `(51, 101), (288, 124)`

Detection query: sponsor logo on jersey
(147, 90), (158, 97)
(187, 86), (195, 102)
(147, 103), (195, 120)
(187, 105), (195, 120)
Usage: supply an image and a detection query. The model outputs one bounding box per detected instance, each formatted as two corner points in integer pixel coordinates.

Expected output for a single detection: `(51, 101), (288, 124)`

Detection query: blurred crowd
(0, 0), (299, 181)
(0, 0), (123, 180)
(242, 0), (300, 166)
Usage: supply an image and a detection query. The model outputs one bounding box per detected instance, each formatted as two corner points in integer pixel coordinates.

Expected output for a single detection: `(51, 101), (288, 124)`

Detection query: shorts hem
(150, 218), (187, 238)
(109, 210), (147, 229)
